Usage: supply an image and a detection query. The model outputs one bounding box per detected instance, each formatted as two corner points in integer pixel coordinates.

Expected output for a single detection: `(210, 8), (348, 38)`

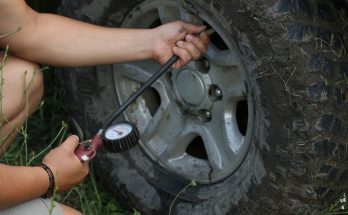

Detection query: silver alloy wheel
(112, 0), (253, 183)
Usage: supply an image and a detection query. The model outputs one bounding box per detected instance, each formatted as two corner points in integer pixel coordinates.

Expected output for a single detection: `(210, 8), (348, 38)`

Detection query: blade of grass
(27, 121), (67, 166)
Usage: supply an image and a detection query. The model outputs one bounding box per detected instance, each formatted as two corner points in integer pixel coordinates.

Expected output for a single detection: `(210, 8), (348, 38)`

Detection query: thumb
(61, 135), (80, 151)
(182, 23), (206, 35)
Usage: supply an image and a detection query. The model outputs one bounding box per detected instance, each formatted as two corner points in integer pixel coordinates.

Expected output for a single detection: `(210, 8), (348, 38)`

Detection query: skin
(0, 0), (210, 214)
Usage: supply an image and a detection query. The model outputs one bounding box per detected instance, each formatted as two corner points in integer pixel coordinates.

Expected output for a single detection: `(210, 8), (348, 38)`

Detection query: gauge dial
(104, 123), (133, 140)
(102, 121), (140, 153)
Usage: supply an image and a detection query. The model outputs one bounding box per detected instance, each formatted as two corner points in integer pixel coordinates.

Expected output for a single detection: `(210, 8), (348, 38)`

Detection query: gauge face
(104, 123), (133, 140)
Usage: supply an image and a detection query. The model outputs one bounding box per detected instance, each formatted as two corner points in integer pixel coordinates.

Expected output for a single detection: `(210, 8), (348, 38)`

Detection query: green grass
(0, 59), (133, 214)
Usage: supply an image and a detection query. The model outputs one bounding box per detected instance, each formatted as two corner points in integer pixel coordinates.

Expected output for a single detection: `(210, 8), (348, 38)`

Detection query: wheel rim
(112, 0), (253, 183)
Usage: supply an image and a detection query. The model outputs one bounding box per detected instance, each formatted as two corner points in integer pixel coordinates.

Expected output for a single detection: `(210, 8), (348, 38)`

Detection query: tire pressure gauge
(102, 122), (140, 153)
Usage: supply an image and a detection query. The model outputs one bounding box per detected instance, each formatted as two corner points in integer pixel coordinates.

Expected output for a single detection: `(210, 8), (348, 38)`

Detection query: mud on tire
(58, 0), (348, 214)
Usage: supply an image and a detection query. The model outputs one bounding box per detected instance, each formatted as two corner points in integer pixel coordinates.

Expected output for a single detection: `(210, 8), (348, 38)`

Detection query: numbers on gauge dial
(104, 123), (133, 140)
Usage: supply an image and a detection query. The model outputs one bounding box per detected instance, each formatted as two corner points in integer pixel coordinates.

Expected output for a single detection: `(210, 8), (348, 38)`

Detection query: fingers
(199, 31), (211, 45)
(173, 33), (210, 68)
(154, 21), (210, 68)
(181, 22), (207, 35)
(187, 34), (208, 53)
(60, 135), (80, 151)
(178, 34), (208, 56)
(172, 46), (192, 69)
(81, 160), (90, 174)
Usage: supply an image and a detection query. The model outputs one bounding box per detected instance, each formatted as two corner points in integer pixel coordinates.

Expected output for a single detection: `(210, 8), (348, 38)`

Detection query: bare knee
(0, 53), (43, 152)
(0, 52), (44, 122)
(60, 204), (82, 215)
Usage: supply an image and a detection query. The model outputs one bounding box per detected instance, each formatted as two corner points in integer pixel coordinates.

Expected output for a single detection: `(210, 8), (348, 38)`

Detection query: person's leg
(0, 52), (44, 155)
(60, 203), (83, 215)
(0, 198), (82, 215)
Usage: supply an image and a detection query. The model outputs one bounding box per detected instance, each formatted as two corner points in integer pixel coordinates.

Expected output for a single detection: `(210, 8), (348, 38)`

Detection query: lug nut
(198, 109), (212, 123)
(201, 58), (210, 71)
(214, 88), (222, 97)
(204, 110), (211, 118)
(202, 59), (210, 68)
(209, 85), (223, 100)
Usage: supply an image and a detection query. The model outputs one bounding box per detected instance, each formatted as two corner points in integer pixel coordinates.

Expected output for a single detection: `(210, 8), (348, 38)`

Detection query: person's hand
(42, 135), (89, 192)
(152, 21), (210, 69)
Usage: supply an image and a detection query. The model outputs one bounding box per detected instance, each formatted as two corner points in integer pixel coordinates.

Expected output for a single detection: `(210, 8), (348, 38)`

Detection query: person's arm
(0, 0), (209, 68)
(0, 164), (49, 209)
(0, 136), (89, 209)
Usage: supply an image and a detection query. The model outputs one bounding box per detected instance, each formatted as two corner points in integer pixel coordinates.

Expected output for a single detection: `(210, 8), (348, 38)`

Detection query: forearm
(0, 164), (48, 209)
(1, 12), (156, 67)
(0, 0), (208, 68)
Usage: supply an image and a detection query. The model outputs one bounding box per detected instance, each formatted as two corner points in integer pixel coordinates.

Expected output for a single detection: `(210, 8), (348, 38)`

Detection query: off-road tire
(58, 0), (348, 214)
